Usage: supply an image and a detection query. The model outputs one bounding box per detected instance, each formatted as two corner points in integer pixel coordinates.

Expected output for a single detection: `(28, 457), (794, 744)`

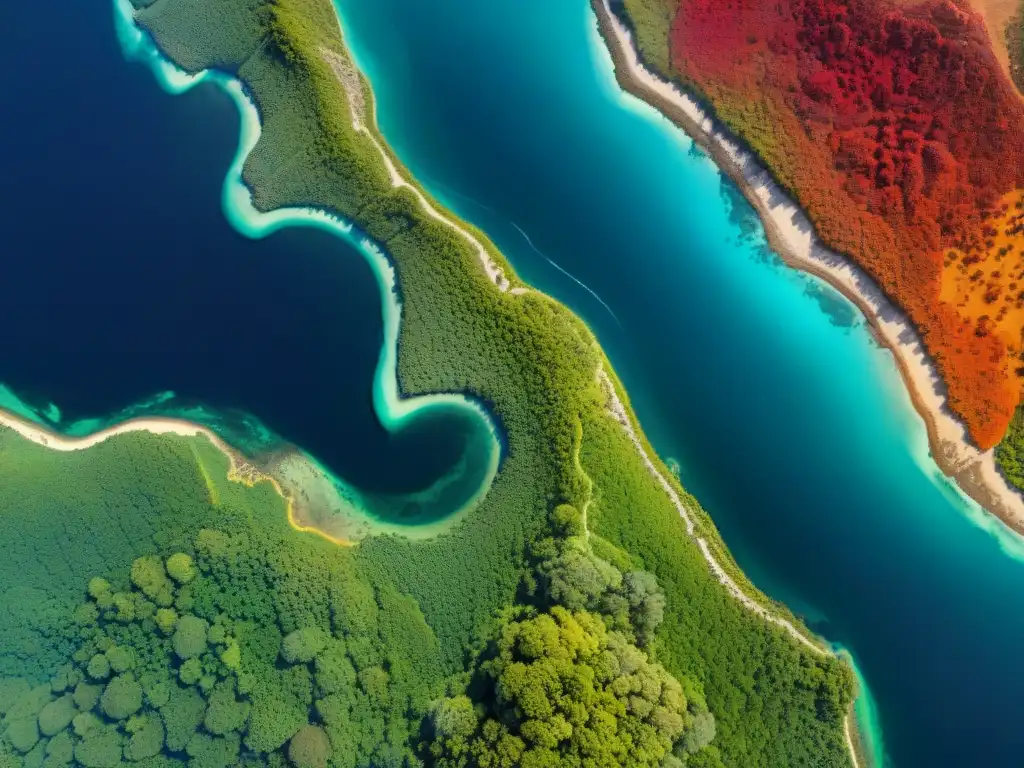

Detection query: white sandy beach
(593, 0), (1024, 534)
(321, 46), (516, 293)
(0, 410), (222, 453)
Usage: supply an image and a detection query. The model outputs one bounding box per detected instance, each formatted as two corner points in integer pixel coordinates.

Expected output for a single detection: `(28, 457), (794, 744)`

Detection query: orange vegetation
(941, 190), (1024, 366)
(669, 0), (1024, 447)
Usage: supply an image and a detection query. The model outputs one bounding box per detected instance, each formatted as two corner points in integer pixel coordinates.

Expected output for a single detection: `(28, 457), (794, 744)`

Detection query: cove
(332, 0), (1024, 765)
(0, 0), (500, 539)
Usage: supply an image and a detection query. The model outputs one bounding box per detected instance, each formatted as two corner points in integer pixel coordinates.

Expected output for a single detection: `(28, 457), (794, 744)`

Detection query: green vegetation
(580, 404), (854, 765)
(429, 606), (696, 768)
(0, 433), (450, 765)
(997, 405), (1024, 491)
(0, 437), (720, 766)
(0, 0), (855, 764)
(616, 0), (678, 74)
(428, 517), (717, 768)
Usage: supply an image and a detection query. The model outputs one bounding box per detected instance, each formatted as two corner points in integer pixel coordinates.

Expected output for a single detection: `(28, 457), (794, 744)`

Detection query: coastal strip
(590, 0), (1024, 536)
(0, 408), (349, 543)
(598, 369), (826, 653)
(324, 0), (855, 646)
(320, 10), (862, 761)
(321, 45), (518, 293)
(598, 363), (867, 766)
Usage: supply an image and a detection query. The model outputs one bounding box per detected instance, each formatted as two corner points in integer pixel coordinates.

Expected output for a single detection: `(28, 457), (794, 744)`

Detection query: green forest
(0, 0), (855, 765)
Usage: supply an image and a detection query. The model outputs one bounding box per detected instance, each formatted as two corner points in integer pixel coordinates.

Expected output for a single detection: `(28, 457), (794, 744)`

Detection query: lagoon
(333, 0), (1024, 764)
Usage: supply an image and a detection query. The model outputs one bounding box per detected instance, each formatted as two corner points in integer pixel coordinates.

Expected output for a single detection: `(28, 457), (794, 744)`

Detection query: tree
(173, 615), (209, 660)
(204, 681), (250, 735)
(131, 555), (174, 606)
(166, 553), (197, 584)
(429, 607), (692, 767)
(86, 654), (110, 682)
(681, 711), (716, 755)
(622, 570), (666, 647)
(100, 674), (143, 720)
(288, 724), (332, 768)
(281, 627), (328, 665)
(74, 727), (123, 768)
(37, 694), (76, 736)
(537, 546), (620, 611)
(125, 714), (165, 761)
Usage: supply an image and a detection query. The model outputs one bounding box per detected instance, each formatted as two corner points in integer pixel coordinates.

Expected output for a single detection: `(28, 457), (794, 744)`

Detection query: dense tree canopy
(428, 606), (701, 768)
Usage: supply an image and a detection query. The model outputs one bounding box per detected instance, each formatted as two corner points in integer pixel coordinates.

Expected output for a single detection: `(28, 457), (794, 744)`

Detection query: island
(0, 0), (860, 767)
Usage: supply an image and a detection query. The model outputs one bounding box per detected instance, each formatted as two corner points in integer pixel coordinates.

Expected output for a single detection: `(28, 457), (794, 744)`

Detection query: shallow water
(333, 0), (1024, 764)
(0, 0), (498, 532)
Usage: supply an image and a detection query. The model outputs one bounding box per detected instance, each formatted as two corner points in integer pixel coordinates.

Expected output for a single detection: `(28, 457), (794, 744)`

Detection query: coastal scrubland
(0, 0), (856, 765)
(620, 0), (1024, 454)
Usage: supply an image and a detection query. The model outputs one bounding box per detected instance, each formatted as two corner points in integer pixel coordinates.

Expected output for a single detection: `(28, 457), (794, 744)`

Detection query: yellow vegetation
(940, 189), (1024, 386)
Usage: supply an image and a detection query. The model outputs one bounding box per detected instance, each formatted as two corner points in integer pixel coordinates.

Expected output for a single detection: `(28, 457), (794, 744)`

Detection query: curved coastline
(116, 0), (503, 540)
(327, 4), (867, 762)
(0, 0), (504, 545)
(64, 0), (863, 762)
(0, 407), (341, 543)
(589, 0), (1024, 539)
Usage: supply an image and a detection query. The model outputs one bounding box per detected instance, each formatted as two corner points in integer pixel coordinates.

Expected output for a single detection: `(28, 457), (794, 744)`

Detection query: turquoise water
(334, 0), (1024, 764)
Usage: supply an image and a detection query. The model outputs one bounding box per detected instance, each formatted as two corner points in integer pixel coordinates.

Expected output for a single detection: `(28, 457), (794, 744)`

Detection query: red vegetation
(670, 0), (1024, 447)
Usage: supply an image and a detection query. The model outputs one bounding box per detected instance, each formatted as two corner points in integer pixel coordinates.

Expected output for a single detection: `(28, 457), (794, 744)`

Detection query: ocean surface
(332, 1), (1024, 765)
(0, 0), (500, 531)
(3, 0), (1024, 764)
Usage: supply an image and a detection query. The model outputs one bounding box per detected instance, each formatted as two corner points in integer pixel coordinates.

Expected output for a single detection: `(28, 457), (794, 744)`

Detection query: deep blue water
(0, 0), (490, 502)
(333, 1), (1024, 765)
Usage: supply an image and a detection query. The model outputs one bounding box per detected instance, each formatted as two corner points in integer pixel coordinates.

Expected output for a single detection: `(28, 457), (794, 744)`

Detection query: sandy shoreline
(598, 365), (861, 766)
(591, 0), (1024, 536)
(0, 408), (334, 541)
(0, 409), (222, 453)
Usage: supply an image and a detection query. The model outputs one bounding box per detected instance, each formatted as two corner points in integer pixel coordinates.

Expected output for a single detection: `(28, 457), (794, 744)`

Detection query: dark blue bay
(0, 0), (487, 498)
